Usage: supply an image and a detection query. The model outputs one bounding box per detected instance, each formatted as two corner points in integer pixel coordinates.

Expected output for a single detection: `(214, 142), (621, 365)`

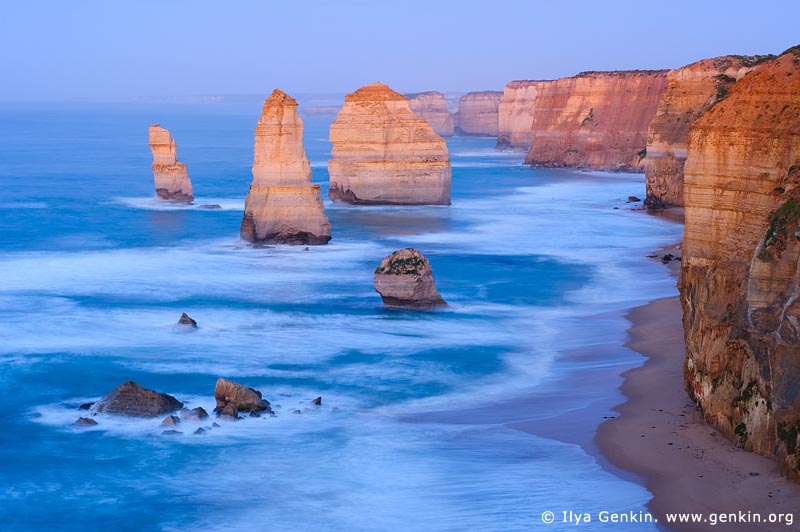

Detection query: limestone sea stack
(328, 83), (451, 205)
(240, 89), (331, 245)
(456, 91), (502, 136)
(148, 125), (194, 202)
(406, 91), (455, 137)
(374, 248), (447, 309)
(524, 70), (669, 171)
(497, 81), (543, 149)
(644, 55), (770, 208)
(680, 48), (800, 478)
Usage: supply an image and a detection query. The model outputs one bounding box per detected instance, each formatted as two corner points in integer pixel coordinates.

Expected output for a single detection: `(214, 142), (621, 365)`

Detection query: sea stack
(644, 55), (768, 208)
(406, 92), (455, 137)
(680, 48), (800, 478)
(497, 80), (544, 149)
(374, 248), (447, 309)
(148, 125), (194, 202)
(456, 91), (502, 136)
(240, 89), (331, 245)
(328, 83), (451, 205)
(524, 70), (669, 171)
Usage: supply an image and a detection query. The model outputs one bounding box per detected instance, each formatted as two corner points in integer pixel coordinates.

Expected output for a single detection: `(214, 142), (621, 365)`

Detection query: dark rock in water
(162, 430), (183, 436)
(374, 248), (447, 310)
(628, 195), (642, 202)
(79, 402), (94, 410)
(212, 422), (221, 428)
(661, 253), (675, 264)
(161, 415), (181, 426)
(194, 427), (207, 435)
(249, 411), (261, 418)
(312, 396), (322, 406)
(198, 204), (222, 210)
(180, 406), (209, 422)
(218, 403), (240, 420)
(74, 417), (98, 426)
(177, 313), (197, 328)
(214, 377), (273, 414)
(90, 381), (183, 417)
(292, 409), (302, 415)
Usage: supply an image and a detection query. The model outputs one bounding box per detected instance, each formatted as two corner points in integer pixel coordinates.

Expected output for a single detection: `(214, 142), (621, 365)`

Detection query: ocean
(0, 100), (682, 531)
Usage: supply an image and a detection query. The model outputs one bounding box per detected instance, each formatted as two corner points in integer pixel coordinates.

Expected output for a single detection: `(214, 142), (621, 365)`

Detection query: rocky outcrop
(497, 81), (544, 148)
(524, 70), (669, 171)
(148, 125), (194, 202)
(180, 406), (209, 421)
(374, 248), (447, 309)
(680, 49), (800, 478)
(214, 377), (272, 415)
(177, 312), (197, 328)
(457, 91), (502, 136)
(74, 417), (97, 426)
(644, 56), (770, 208)
(406, 92), (455, 137)
(90, 381), (183, 417)
(240, 89), (331, 245)
(328, 83), (451, 205)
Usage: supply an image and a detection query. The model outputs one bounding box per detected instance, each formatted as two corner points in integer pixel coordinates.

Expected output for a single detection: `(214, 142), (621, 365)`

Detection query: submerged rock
(161, 415), (181, 426)
(214, 377), (273, 415)
(74, 417), (98, 426)
(374, 248), (447, 309)
(312, 396), (322, 406)
(148, 124), (194, 203)
(177, 313), (197, 328)
(90, 381), (183, 417)
(180, 407), (209, 422)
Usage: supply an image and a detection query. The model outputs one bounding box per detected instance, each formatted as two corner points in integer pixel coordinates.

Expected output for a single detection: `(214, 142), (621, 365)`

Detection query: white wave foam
(110, 196), (244, 211)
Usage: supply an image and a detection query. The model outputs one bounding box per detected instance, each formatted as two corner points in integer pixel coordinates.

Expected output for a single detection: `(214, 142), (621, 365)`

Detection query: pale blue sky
(2, 0), (798, 100)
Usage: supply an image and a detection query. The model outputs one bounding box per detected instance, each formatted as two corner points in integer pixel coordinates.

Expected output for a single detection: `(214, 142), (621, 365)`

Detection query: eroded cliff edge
(456, 91), (502, 136)
(240, 89), (331, 245)
(406, 91), (455, 137)
(680, 49), (800, 478)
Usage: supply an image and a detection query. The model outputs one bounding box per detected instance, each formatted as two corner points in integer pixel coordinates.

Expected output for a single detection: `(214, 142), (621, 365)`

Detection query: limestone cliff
(328, 83), (451, 205)
(680, 49), (800, 478)
(644, 56), (770, 208)
(524, 71), (669, 171)
(240, 89), (331, 245)
(148, 125), (194, 202)
(497, 81), (544, 148)
(406, 91), (455, 137)
(456, 91), (502, 136)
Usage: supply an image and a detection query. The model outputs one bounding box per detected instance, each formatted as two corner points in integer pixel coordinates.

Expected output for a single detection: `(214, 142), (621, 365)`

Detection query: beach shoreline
(596, 245), (800, 530)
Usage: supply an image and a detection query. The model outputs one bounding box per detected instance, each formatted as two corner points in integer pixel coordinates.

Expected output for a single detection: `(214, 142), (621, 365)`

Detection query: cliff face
(328, 83), (451, 205)
(524, 71), (669, 171)
(497, 81), (543, 148)
(148, 125), (194, 202)
(644, 56), (762, 208)
(680, 50), (800, 477)
(240, 89), (331, 245)
(406, 91), (455, 137)
(456, 91), (502, 136)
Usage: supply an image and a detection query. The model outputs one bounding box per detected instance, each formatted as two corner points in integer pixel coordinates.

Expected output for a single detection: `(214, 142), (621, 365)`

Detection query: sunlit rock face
(240, 89), (331, 245)
(680, 50), (800, 478)
(406, 91), (455, 137)
(497, 81), (543, 148)
(148, 125), (194, 202)
(328, 83), (451, 205)
(456, 91), (502, 136)
(644, 55), (762, 208)
(523, 70), (669, 171)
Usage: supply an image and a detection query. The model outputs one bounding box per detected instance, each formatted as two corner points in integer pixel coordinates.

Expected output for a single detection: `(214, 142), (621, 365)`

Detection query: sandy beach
(597, 287), (800, 530)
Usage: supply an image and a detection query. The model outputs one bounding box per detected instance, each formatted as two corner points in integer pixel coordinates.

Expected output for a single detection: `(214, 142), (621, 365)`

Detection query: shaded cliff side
(497, 80), (544, 149)
(524, 70), (668, 172)
(456, 91), (502, 136)
(406, 92), (455, 137)
(680, 49), (800, 478)
(644, 55), (772, 208)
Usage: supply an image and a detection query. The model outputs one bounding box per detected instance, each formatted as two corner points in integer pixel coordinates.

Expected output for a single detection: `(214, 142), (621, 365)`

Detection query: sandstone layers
(328, 83), (451, 205)
(524, 71), (669, 171)
(497, 81), (543, 148)
(148, 125), (194, 202)
(374, 248), (446, 309)
(680, 50), (800, 477)
(406, 91), (455, 137)
(644, 56), (768, 208)
(240, 89), (331, 245)
(456, 91), (502, 136)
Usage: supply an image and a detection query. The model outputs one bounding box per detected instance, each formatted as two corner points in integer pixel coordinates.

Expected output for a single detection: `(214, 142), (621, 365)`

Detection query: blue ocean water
(0, 100), (682, 532)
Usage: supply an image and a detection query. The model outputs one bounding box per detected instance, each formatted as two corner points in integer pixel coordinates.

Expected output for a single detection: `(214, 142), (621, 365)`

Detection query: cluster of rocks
(73, 378), (324, 435)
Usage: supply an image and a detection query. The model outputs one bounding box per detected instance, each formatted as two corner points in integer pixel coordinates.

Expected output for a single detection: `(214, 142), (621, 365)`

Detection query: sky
(2, 0), (799, 101)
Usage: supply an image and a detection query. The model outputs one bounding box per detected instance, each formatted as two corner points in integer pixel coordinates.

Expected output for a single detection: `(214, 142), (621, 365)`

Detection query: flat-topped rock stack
(328, 83), (451, 205)
(406, 91), (455, 137)
(240, 89), (331, 245)
(456, 91), (502, 136)
(148, 125), (194, 202)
